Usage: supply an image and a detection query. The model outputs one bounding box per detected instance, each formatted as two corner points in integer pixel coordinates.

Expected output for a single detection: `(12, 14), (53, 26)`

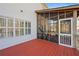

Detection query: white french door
(59, 18), (73, 47)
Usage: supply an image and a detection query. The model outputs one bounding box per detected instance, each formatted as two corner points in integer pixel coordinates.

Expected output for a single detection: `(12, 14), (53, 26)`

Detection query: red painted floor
(0, 39), (79, 56)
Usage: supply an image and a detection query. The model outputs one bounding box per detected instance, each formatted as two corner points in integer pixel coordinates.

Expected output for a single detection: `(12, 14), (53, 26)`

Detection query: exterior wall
(0, 3), (46, 50)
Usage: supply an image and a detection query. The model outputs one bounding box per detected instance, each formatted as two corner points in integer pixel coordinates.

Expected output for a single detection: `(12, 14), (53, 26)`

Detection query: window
(15, 28), (20, 36)
(25, 21), (27, 27)
(15, 20), (20, 27)
(28, 22), (31, 28)
(20, 28), (24, 35)
(7, 18), (14, 37)
(25, 29), (27, 34)
(28, 29), (31, 34)
(0, 16), (31, 38)
(0, 17), (6, 38)
(28, 22), (31, 34)
(25, 22), (27, 34)
(0, 28), (6, 38)
(15, 19), (20, 36)
(7, 18), (13, 27)
(0, 17), (6, 27)
(20, 21), (24, 35)
(7, 28), (13, 37)
(20, 21), (24, 27)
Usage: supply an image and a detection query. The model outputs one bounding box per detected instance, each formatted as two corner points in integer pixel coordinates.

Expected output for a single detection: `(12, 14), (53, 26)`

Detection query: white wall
(0, 3), (45, 50)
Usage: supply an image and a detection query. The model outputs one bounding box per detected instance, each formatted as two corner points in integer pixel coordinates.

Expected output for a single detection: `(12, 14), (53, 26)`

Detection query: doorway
(59, 18), (73, 47)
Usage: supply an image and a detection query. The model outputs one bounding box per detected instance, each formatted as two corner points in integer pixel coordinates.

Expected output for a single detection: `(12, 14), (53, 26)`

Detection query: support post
(73, 10), (77, 48)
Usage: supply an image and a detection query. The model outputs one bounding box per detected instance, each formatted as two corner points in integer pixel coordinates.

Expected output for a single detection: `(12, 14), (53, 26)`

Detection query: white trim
(59, 43), (73, 48)
(6, 17), (8, 37)
(59, 18), (73, 21)
(60, 33), (71, 36)
(24, 20), (25, 36)
(58, 12), (60, 45)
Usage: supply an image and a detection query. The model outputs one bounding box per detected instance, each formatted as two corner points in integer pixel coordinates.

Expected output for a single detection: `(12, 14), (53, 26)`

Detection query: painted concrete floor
(0, 39), (79, 56)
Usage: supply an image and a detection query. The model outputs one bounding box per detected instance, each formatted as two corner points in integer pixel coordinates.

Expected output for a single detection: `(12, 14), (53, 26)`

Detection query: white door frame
(58, 18), (73, 48)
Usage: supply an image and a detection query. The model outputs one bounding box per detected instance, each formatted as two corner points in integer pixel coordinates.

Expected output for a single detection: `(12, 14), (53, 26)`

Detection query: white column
(24, 20), (25, 36)
(73, 10), (77, 48)
(13, 17), (15, 37)
(5, 17), (8, 37)
(58, 11), (60, 45)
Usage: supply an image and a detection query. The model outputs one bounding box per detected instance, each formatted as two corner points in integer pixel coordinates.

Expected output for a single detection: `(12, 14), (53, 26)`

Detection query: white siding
(0, 3), (45, 50)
